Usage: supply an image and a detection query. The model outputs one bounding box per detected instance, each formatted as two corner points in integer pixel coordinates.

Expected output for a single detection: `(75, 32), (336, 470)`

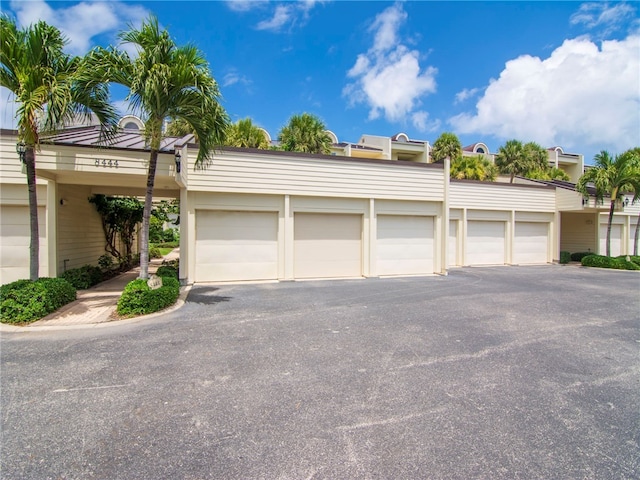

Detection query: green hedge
(1, 278), (76, 324)
(151, 241), (179, 249)
(559, 251), (571, 264)
(581, 255), (640, 271)
(617, 255), (640, 267)
(60, 265), (103, 289)
(117, 275), (180, 317)
(155, 265), (178, 279)
(571, 252), (592, 262)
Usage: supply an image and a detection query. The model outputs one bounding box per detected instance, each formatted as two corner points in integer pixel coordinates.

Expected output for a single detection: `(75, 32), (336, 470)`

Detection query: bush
(581, 255), (640, 271)
(162, 228), (179, 243)
(559, 251), (571, 264)
(61, 265), (103, 289)
(149, 246), (162, 259)
(1, 278), (76, 324)
(117, 275), (180, 317)
(616, 255), (640, 267)
(156, 265), (178, 279)
(152, 241), (179, 249)
(571, 252), (592, 262)
(98, 254), (115, 271)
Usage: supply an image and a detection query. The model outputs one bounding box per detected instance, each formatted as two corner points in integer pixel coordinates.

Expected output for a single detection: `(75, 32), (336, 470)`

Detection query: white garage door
(466, 221), (505, 266)
(376, 215), (434, 276)
(514, 222), (549, 264)
(294, 213), (362, 279)
(448, 220), (458, 267)
(0, 205), (46, 284)
(195, 211), (278, 282)
(599, 223), (622, 256)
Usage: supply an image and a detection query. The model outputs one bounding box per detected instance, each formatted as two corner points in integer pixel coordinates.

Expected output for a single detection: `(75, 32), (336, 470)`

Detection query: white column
(283, 195), (294, 280)
(46, 180), (58, 277)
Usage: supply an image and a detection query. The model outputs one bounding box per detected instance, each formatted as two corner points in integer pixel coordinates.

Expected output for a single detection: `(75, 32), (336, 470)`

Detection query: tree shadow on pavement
(186, 286), (232, 305)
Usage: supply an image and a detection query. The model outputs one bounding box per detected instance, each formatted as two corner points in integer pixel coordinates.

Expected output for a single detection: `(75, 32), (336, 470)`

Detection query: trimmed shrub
(161, 258), (179, 270)
(98, 254), (115, 271)
(152, 241), (179, 249)
(1, 278), (76, 324)
(149, 246), (162, 259)
(581, 255), (640, 271)
(117, 276), (180, 317)
(559, 251), (571, 264)
(571, 252), (592, 262)
(616, 255), (640, 267)
(156, 265), (178, 279)
(61, 265), (103, 289)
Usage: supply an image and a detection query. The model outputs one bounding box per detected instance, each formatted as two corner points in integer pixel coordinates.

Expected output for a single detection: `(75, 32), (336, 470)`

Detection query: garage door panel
(600, 224), (622, 256)
(294, 213), (362, 278)
(466, 221), (505, 266)
(514, 222), (549, 264)
(377, 215), (434, 276)
(1, 206), (47, 283)
(448, 220), (458, 267)
(195, 211), (278, 282)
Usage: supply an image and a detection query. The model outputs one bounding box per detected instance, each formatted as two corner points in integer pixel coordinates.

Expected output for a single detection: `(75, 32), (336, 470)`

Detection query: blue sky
(1, 1), (639, 163)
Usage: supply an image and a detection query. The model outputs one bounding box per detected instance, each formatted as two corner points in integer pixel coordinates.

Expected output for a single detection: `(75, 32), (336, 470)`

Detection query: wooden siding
(450, 181), (555, 212)
(187, 151), (445, 201)
(57, 185), (109, 272)
(0, 135), (48, 185)
(556, 188), (583, 211)
(560, 212), (596, 253)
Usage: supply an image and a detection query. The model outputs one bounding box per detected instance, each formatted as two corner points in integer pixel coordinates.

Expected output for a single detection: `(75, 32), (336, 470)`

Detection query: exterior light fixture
(623, 197), (629, 207)
(16, 142), (26, 163)
(174, 150), (182, 173)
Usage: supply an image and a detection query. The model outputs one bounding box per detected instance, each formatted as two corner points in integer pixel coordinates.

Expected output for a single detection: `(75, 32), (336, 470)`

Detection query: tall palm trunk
(605, 199), (615, 257)
(25, 147), (39, 280)
(139, 149), (159, 279)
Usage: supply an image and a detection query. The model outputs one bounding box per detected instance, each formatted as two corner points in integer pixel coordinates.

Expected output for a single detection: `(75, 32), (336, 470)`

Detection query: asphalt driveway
(1, 265), (639, 479)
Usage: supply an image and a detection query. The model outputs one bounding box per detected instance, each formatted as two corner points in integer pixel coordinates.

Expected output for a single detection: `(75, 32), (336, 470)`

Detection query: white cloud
(256, 4), (292, 31)
(222, 70), (252, 88)
(411, 111), (440, 133)
(254, 1), (323, 32)
(0, 87), (19, 130)
(454, 87), (480, 104)
(343, 3), (438, 124)
(450, 35), (640, 153)
(9, 0), (149, 55)
(225, 0), (268, 13)
(570, 2), (636, 32)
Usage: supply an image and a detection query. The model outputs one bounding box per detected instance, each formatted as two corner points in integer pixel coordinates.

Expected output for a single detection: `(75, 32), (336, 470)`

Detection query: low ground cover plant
(117, 271), (180, 317)
(61, 265), (103, 289)
(0, 278), (76, 324)
(581, 254), (640, 270)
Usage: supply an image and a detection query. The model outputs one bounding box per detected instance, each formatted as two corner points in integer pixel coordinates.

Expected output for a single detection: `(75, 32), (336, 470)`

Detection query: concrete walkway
(1, 249), (185, 331)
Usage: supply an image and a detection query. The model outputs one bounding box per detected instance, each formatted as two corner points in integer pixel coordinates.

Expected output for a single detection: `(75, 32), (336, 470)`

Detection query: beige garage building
(1, 126), (638, 285)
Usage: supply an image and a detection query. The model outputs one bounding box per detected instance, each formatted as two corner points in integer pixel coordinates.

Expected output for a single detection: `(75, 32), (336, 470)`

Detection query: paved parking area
(1, 265), (639, 479)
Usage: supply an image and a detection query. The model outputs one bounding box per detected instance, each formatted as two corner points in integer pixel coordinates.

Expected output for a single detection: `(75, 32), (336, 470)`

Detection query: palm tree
(495, 139), (528, 183)
(523, 141), (550, 171)
(84, 16), (229, 279)
(278, 113), (332, 154)
(577, 150), (640, 257)
(0, 16), (116, 280)
(450, 155), (497, 181)
(226, 118), (269, 149)
(431, 132), (462, 162)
